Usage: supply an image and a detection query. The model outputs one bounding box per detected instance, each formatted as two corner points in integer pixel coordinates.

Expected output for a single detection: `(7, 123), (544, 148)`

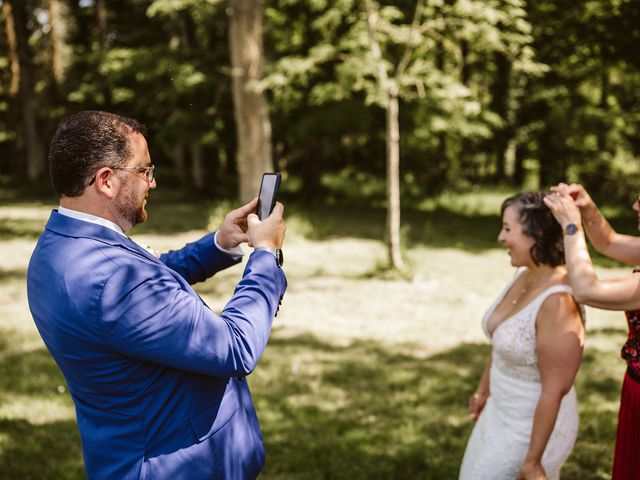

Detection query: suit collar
(45, 210), (160, 263)
(58, 205), (126, 237)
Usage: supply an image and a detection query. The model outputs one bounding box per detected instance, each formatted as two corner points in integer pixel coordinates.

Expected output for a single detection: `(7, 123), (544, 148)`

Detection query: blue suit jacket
(27, 211), (287, 479)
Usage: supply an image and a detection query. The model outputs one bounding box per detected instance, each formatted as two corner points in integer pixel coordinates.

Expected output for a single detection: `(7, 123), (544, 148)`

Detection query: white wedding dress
(459, 268), (581, 480)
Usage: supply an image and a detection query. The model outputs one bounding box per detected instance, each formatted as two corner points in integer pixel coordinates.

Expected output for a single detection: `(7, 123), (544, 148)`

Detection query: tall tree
(363, 0), (422, 270)
(4, 0), (46, 181)
(228, 0), (273, 203)
(2, 0), (19, 96)
(49, 0), (70, 89)
(264, 0), (539, 270)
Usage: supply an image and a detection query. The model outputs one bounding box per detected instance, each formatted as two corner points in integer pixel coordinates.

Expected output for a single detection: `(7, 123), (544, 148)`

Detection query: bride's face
(498, 205), (536, 267)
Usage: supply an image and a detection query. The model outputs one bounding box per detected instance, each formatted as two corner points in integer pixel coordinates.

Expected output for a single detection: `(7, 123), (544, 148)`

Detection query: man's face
(113, 133), (156, 229)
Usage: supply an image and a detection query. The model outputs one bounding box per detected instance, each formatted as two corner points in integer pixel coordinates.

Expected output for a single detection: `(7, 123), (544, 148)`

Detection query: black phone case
(257, 173), (281, 220)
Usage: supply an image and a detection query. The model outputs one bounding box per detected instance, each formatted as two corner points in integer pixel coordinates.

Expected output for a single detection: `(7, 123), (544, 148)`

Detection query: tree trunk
(596, 65), (611, 184)
(386, 88), (404, 270)
(302, 140), (323, 200)
(49, 0), (70, 87)
(513, 143), (526, 187)
(228, 0), (273, 203)
(96, 0), (108, 51)
(491, 52), (512, 182)
(6, 0), (46, 181)
(95, 0), (111, 106)
(2, 1), (20, 96)
(173, 145), (187, 184)
(191, 144), (205, 191)
(364, 0), (405, 271)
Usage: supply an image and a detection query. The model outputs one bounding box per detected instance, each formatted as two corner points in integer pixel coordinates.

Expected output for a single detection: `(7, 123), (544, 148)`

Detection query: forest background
(1, 0), (640, 478)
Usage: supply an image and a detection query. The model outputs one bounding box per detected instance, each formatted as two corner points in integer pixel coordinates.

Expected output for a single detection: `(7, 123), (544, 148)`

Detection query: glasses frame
(88, 164), (155, 185)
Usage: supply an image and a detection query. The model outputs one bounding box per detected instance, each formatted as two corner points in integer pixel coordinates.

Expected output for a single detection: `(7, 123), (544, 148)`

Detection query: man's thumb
(247, 213), (260, 228)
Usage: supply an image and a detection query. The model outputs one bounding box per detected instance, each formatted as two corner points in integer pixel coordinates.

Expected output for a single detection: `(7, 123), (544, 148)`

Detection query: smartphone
(256, 172), (281, 220)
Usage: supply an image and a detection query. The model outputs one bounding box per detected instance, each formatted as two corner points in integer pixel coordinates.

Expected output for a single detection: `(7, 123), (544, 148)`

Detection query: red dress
(612, 307), (640, 479)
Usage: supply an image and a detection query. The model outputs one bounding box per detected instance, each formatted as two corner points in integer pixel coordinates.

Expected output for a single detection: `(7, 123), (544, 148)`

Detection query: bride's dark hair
(501, 191), (565, 267)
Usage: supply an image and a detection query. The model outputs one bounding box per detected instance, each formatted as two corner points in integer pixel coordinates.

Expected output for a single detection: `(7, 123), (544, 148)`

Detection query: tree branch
(363, 0), (390, 90)
(395, 0), (423, 81)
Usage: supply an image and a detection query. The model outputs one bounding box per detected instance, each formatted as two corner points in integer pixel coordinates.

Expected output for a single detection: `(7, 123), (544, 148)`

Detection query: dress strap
(531, 284), (586, 325)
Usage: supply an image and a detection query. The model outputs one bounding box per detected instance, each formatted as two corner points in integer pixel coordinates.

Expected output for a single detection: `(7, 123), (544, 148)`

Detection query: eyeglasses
(112, 165), (155, 183)
(88, 165), (155, 185)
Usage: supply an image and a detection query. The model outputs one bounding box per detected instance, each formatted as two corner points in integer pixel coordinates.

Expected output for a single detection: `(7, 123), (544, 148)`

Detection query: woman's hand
(468, 390), (488, 422)
(516, 460), (547, 480)
(543, 191), (582, 229)
(551, 183), (595, 213)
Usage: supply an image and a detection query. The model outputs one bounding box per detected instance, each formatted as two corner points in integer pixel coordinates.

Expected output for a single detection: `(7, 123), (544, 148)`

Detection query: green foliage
(262, 0), (547, 197)
(1, 0), (640, 203)
(146, 0), (224, 17)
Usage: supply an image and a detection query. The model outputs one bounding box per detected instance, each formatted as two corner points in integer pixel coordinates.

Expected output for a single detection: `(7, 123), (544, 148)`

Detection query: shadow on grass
(0, 343), (83, 478)
(0, 218), (46, 240)
(0, 268), (26, 286)
(0, 418), (84, 478)
(0, 347), (67, 396)
(578, 350), (624, 401)
(587, 326), (629, 337)
(253, 334), (619, 479)
(0, 329), (621, 479)
(254, 335), (486, 479)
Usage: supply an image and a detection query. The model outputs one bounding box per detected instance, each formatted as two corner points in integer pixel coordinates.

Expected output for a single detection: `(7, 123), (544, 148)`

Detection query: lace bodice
(482, 268), (577, 383)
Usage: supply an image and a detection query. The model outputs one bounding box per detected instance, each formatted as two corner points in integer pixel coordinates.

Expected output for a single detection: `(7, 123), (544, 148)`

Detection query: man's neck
(59, 195), (130, 233)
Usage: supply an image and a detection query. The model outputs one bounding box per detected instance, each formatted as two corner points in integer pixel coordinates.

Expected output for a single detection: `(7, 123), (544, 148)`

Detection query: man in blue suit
(27, 111), (287, 479)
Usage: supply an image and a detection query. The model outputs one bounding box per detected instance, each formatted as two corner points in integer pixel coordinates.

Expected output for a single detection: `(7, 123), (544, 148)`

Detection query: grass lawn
(0, 189), (632, 479)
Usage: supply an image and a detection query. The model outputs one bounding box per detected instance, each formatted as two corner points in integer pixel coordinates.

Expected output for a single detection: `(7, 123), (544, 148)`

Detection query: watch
(564, 223), (581, 235)
(255, 247), (283, 267)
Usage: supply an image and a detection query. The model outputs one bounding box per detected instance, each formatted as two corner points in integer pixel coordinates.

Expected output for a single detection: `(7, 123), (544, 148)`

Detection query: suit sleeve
(98, 250), (286, 377)
(159, 231), (240, 284)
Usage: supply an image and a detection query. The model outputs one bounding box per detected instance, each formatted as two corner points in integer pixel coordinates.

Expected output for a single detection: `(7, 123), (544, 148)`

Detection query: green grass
(0, 189), (632, 479)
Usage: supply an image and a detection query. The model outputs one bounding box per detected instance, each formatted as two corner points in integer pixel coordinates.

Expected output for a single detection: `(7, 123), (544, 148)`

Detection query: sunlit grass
(0, 395), (74, 425)
(0, 191), (631, 479)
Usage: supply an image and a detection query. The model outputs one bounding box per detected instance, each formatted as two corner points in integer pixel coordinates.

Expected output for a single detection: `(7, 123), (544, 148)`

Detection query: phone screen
(257, 173), (281, 220)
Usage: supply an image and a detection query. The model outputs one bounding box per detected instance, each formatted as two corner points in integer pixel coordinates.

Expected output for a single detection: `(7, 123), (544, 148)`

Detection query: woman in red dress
(544, 183), (640, 479)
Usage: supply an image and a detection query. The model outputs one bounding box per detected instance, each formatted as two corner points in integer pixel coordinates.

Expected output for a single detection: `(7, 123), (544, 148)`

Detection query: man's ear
(93, 167), (118, 200)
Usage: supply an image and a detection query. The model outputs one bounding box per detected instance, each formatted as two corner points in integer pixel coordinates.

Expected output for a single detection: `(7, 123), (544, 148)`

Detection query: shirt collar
(57, 205), (126, 238)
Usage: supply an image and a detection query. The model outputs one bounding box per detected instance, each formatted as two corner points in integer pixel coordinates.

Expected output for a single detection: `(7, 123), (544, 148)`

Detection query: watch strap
(254, 247), (283, 266)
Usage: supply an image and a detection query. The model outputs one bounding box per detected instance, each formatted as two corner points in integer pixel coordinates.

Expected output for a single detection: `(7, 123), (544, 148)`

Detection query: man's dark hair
(501, 191), (565, 267)
(49, 111), (147, 197)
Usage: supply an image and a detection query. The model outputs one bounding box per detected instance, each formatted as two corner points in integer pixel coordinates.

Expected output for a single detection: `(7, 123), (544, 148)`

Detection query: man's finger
(270, 202), (284, 217)
(235, 197), (259, 216)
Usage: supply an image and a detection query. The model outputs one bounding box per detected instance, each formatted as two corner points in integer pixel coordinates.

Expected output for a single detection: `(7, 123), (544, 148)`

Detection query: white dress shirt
(57, 206), (244, 258)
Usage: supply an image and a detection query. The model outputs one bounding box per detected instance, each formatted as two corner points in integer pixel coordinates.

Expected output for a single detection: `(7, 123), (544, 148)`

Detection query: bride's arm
(469, 354), (491, 422)
(517, 292), (584, 480)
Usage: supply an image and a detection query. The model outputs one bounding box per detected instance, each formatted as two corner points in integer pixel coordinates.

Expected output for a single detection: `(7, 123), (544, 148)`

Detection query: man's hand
(247, 202), (286, 249)
(216, 198), (258, 250)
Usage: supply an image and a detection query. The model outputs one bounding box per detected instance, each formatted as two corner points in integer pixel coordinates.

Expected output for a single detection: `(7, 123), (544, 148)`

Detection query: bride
(459, 192), (585, 480)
